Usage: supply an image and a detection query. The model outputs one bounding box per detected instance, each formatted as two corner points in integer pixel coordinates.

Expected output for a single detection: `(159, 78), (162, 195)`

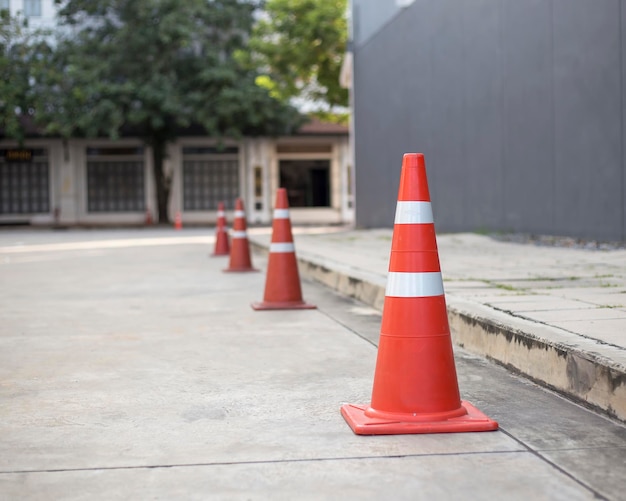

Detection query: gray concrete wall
(353, 0), (626, 241)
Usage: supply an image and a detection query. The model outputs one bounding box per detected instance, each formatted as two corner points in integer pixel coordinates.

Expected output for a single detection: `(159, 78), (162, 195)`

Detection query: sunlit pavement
(0, 227), (624, 500)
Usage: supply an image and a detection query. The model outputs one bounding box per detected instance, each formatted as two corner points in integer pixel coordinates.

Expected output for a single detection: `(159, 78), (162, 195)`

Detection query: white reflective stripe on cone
(273, 209), (290, 219)
(385, 271), (444, 297)
(231, 230), (247, 239)
(217, 211), (225, 217)
(234, 210), (245, 218)
(270, 242), (295, 253)
(394, 201), (434, 224)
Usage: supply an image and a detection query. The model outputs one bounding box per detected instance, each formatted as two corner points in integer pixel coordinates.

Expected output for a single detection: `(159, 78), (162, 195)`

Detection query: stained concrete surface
(0, 228), (624, 500)
(250, 228), (626, 423)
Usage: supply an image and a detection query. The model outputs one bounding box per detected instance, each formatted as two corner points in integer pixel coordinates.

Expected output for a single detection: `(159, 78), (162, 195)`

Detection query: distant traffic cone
(145, 208), (153, 226)
(252, 188), (316, 310)
(223, 198), (257, 272)
(211, 201), (230, 257)
(174, 211), (183, 230)
(341, 153), (498, 435)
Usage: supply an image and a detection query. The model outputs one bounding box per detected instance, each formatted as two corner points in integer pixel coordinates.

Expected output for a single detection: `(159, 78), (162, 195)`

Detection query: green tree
(0, 10), (48, 143)
(246, 0), (348, 120)
(33, 0), (302, 222)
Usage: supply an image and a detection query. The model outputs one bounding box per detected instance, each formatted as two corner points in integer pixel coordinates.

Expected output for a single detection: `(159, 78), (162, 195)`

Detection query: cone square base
(340, 402), (499, 435)
(223, 267), (258, 273)
(251, 301), (316, 311)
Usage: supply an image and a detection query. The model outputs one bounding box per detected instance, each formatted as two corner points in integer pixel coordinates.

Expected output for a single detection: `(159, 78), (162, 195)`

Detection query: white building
(0, 1), (355, 227)
(1, 0), (58, 30)
(0, 123), (353, 226)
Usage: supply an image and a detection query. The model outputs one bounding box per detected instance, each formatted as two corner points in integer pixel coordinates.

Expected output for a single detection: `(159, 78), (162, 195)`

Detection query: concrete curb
(251, 240), (626, 423)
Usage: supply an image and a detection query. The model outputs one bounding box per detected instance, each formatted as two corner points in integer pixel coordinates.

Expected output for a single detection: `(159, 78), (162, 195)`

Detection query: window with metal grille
(86, 147), (145, 212)
(0, 149), (50, 214)
(182, 148), (239, 211)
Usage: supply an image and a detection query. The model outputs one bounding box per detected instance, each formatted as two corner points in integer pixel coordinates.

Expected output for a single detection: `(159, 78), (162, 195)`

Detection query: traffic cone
(211, 201), (230, 257)
(145, 208), (153, 226)
(223, 198), (257, 272)
(174, 211), (183, 230)
(252, 188), (316, 310)
(341, 153), (498, 435)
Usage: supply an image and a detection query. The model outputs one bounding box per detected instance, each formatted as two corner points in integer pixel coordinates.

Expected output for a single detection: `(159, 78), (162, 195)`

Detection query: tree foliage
(0, 11), (49, 143)
(31, 0), (303, 222)
(246, 0), (348, 116)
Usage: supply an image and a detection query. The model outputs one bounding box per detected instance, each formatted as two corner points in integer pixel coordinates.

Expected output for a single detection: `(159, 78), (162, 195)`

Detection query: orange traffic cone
(174, 211), (183, 230)
(252, 188), (316, 310)
(145, 208), (153, 226)
(341, 153), (498, 435)
(211, 201), (230, 257)
(223, 198), (257, 272)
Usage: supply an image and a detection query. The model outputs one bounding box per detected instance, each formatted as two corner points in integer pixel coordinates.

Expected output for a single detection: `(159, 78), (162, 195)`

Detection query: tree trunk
(151, 139), (170, 224)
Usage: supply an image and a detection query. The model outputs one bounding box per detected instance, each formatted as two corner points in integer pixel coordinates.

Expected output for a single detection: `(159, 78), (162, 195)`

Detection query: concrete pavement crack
(498, 428), (608, 500)
(0, 449), (531, 476)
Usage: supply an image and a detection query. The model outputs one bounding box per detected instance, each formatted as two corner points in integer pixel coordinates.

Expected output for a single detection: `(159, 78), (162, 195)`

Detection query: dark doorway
(279, 159), (330, 207)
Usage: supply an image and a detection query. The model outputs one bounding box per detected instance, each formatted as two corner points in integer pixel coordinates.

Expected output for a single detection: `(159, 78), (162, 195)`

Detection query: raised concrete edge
(250, 240), (626, 423)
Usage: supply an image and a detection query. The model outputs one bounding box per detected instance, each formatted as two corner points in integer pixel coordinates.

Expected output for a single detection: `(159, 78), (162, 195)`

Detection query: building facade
(1, 0), (57, 29)
(0, 125), (353, 226)
(350, 0), (626, 241)
(1, 2), (354, 227)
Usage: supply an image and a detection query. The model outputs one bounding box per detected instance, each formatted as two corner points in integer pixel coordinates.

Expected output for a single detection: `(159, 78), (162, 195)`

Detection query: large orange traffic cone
(211, 201), (230, 257)
(223, 198), (257, 273)
(252, 188), (316, 310)
(341, 153), (498, 435)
